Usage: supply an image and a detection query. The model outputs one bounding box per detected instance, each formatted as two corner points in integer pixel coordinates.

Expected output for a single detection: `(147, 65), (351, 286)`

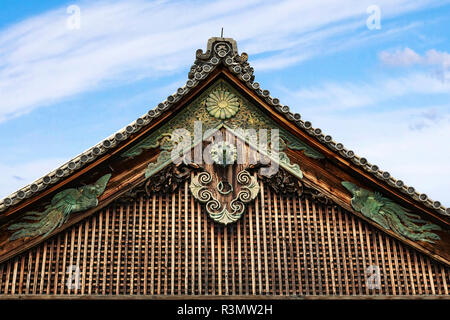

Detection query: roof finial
(221, 27), (223, 38)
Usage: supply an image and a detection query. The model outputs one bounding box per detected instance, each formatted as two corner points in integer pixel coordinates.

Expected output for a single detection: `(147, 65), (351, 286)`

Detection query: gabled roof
(1, 37), (449, 219)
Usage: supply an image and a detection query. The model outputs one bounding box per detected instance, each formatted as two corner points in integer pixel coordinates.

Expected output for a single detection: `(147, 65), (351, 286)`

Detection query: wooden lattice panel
(0, 182), (448, 297)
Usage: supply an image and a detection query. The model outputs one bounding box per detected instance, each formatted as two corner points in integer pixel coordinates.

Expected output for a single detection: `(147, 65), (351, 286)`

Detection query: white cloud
(426, 49), (450, 66)
(379, 47), (450, 71)
(294, 106), (450, 207)
(379, 47), (422, 66)
(0, 0), (444, 122)
(281, 72), (450, 205)
(285, 72), (450, 111)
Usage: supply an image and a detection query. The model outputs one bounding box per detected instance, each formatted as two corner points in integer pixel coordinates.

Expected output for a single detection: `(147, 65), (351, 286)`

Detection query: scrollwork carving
(189, 170), (259, 225)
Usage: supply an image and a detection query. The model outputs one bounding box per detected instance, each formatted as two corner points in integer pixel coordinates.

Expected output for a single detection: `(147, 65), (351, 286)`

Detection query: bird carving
(342, 181), (441, 243)
(8, 174), (111, 241)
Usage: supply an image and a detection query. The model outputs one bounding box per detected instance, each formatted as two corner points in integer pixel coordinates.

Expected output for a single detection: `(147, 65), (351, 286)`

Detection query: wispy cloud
(379, 47), (450, 82)
(280, 68), (450, 204)
(286, 105), (450, 206)
(0, 0), (445, 122)
(379, 47), (450, 67)
(408, 108), (447, 130)
(379, 47), (423, 66)
(283, 72), (450, 111)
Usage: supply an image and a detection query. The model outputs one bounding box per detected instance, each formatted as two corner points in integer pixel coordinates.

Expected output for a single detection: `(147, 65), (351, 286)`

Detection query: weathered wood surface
(0, 185), (448, 297)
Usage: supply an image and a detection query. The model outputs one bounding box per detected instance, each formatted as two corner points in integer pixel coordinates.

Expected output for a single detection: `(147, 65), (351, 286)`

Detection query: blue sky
(0, 0), (449, 206)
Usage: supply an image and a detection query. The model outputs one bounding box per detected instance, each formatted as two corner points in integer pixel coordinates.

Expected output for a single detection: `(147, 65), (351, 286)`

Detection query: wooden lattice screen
(0, 181), (448, 297)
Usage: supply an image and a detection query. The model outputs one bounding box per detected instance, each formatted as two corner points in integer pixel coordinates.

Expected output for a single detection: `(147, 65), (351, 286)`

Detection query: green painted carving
(278, 152), (303, 179)
(189, 170), (259, 225)
(278, 134), (323, 159)
(8, 174), (111, 241)
(204, 87), (240, 119)
(342, 181), (441, 243)
(217, 181), (233, 195)
(121, 80), (324, 162)
(144, 150), (172, 179)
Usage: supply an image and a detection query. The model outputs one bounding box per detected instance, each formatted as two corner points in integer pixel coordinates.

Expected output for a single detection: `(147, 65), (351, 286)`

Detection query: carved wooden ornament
(189, 141), (260, 225)
(190, 169), (259, 225)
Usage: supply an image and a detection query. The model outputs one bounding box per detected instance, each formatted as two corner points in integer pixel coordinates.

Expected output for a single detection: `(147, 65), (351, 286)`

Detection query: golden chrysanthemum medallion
(205, 88), (240, 119)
